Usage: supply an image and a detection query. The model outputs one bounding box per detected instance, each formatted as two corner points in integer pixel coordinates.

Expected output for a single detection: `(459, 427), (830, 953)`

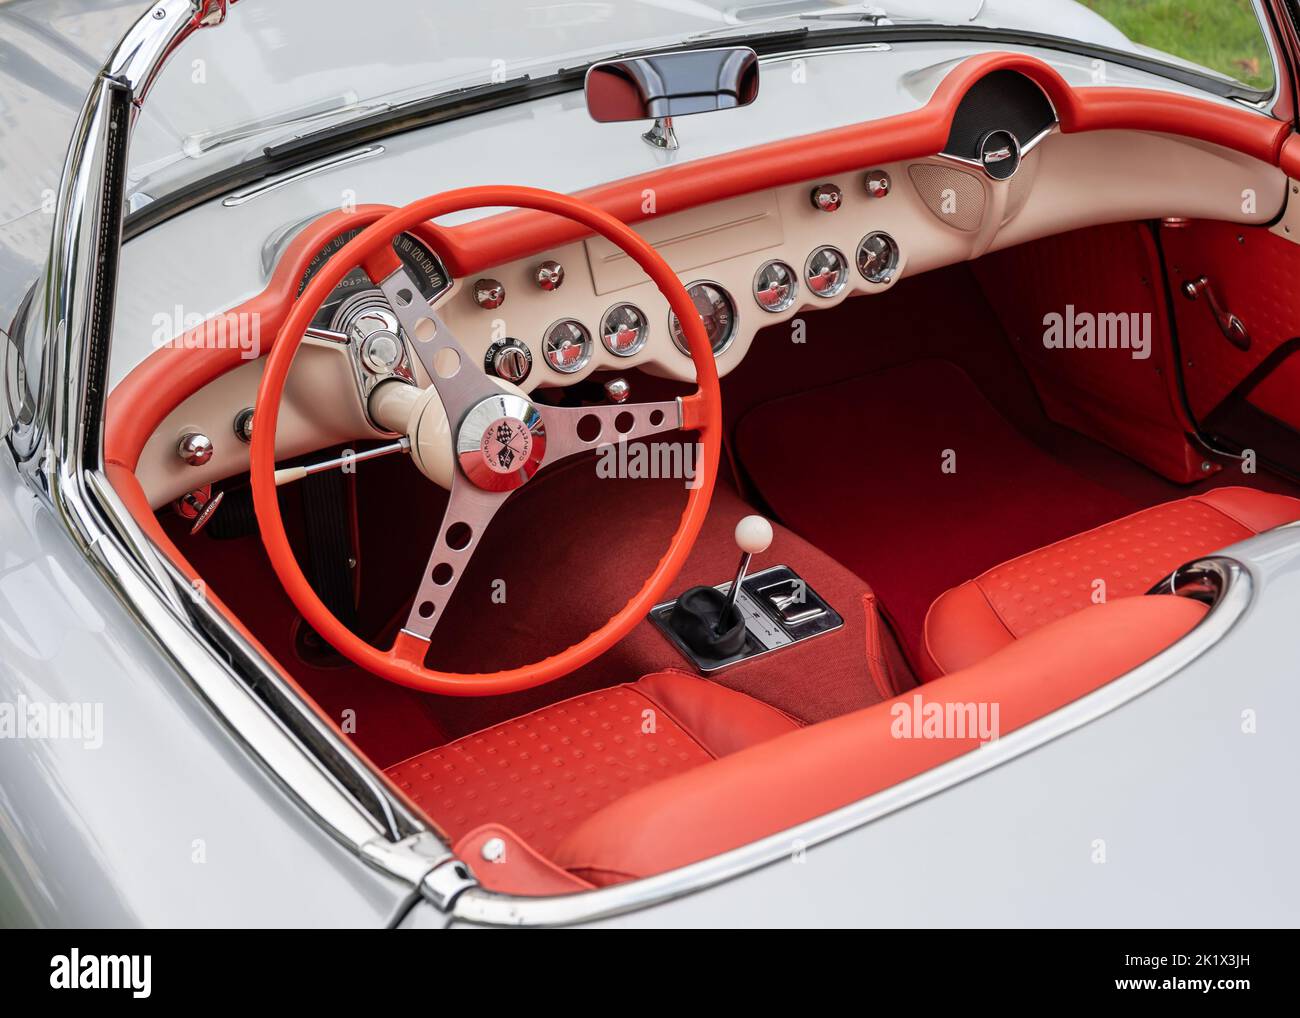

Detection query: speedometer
(298, 229), (451, 330)
(669, 281), (737, 356)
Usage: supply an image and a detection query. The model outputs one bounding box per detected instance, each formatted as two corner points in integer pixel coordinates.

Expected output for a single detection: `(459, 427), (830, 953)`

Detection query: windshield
(126, 0), (1277, 206)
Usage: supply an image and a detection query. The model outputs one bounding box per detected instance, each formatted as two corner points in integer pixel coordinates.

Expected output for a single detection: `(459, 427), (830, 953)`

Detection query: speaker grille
(908, 163), (985, 232)
(943, 70), (1055, 159)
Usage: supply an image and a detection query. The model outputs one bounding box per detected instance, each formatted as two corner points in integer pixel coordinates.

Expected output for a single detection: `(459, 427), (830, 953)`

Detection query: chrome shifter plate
(649, 564), (843, 673)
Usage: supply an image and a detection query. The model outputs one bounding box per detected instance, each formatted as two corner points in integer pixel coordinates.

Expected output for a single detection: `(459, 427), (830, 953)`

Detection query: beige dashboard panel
(585, 191), (784, 294)
(129, 129), (1286, 508)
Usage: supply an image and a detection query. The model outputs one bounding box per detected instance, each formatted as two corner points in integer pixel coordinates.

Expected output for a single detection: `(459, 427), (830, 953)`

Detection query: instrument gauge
(856, 231), (900, 284)
(600, 304), (649, 357)
(805, 246), (849, 298)
(298, 228), (451, 330)
(753, 260), (798, 313)
(669, 281), (737, 356)
(541, 319), (592, 374)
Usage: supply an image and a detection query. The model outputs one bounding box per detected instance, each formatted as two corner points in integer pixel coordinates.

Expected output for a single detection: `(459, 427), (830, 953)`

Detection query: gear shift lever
(719, 515), (773, 632)
(666, 515), (773, 659)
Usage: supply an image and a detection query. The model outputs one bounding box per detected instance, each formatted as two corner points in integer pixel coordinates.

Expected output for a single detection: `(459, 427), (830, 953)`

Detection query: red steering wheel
(250, 186), (722, 695)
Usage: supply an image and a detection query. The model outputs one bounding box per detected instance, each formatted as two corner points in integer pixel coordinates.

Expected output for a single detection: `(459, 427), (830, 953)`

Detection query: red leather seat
(386, 671), (800, 871)
(388, 595), (1208, 891)
(921, 486), (1300, 678)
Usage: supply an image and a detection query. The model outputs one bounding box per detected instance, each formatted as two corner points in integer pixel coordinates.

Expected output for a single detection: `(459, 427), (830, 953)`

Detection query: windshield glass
(1078, 0), (1274, 91)
(127, 0), (1277, 205)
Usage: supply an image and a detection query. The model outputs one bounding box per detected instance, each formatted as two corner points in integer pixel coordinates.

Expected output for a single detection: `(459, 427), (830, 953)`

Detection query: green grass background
(1079, 0), (1274, 89)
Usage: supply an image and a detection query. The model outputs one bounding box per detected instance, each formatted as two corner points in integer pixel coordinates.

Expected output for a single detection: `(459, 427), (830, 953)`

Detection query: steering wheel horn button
(457, 393), (546, 491)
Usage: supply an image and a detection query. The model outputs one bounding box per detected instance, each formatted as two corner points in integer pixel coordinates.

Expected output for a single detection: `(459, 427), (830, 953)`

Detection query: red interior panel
(1161, 220), (1300, 431)
(972, 222), (1203, 482)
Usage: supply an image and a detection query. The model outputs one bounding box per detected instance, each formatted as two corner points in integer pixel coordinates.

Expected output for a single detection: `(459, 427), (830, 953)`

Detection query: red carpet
(735, 359), (1143, 667)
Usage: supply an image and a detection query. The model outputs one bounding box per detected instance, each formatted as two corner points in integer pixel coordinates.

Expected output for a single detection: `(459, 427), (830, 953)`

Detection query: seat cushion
(921, 486), (1300, 677)
(554, 594), (1208, 885)
(385, 672), (800, 858)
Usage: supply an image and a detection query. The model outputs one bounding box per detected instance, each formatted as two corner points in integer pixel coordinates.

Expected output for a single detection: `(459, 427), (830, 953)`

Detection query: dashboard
(112, 51), (1290, 510)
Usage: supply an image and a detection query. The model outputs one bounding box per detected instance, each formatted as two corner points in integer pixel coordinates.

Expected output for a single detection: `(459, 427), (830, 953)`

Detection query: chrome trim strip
(26, 0), (446, 896)
(1019, 121), (1056, 154)
(221, 145), (385, 207)
(933, 151), (985, 170)
(1249, 0), (1283, 116)
(451, 559), (1250, 926)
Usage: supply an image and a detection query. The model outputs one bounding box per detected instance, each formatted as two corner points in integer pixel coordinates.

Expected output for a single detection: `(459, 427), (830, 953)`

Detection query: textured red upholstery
(554, 595), (1207, 885)
(386, 672), (800, 857)
(921, 487), (1300, 677)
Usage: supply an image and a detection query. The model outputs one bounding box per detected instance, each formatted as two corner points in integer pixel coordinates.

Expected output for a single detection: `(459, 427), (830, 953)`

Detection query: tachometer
(298, 228), (451, 330)
(669, 281), (737, 356)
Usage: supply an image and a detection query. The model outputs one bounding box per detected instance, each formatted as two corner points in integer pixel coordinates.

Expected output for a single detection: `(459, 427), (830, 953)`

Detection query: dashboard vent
(942, 71), (1056, 160)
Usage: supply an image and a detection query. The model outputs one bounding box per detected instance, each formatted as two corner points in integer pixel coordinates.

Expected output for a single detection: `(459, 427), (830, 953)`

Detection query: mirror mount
(585, 46), (759, 152)
(642, 115), (679, 151)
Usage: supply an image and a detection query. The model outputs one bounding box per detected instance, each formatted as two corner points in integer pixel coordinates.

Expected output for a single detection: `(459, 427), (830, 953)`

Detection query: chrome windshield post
(9, 0), (443, 882)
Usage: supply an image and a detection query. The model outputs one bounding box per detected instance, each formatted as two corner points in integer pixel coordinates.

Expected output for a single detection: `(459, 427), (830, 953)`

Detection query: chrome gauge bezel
(600, 303), (650, 358)
(856, 231), (901, 285)
(804, 245), (849, 299)
(752, 259), (799, 314)
(669, 279), (738, 357)
(541, 318), (593, 374)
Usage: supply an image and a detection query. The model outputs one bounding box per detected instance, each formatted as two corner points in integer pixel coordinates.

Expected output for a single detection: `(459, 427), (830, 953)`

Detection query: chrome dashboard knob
(865, 169), (891, 198)
(473, 278), (505, 309)
(604, 377), (631, 404)
(535, 260), (565, 291)
(810, 183), (842, 212)
(177, 432), (214, 466)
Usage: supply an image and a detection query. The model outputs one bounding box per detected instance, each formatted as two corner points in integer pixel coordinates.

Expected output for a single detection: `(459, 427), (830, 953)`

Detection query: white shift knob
(735, 515), (773, 555)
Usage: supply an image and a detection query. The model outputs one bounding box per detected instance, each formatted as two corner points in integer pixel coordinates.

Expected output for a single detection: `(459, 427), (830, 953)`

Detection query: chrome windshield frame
(10, 0), (446, 900)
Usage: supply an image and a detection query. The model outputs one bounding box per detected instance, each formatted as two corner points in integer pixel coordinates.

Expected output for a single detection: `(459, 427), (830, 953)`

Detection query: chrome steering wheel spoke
(538, 399), (684, 468)
(400, 476), (510, 643)
(377, 264), (499, 427)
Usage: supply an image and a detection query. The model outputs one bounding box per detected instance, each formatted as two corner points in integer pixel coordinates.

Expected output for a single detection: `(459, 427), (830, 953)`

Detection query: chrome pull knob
(174, 486), (224, 535)
(865, 169), (891, 198)
(535, 260), (565, 291)
(810, 183), (842, 212)
(473, 278), (505, 309)
(604, 377), (631, 404)
(1183, 275), (1250, 351)
(177, 432), (213, 466)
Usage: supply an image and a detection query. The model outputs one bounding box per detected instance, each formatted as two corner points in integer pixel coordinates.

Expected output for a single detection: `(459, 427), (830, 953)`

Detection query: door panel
(1160, 219), (1300, 472)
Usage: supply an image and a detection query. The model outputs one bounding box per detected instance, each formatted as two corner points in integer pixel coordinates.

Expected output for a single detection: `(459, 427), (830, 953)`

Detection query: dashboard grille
(908, 163), (986, 232)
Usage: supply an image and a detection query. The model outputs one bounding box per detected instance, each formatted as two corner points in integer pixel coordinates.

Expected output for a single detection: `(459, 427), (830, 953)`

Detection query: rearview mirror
(585, 46), (760, 124)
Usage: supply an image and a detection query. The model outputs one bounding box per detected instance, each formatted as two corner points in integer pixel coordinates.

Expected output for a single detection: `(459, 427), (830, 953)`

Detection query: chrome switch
(758, 577), (825, 625)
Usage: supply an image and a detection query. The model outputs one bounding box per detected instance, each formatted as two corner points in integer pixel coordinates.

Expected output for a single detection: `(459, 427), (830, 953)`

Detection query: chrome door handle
(1182, 275), (1250, 351)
